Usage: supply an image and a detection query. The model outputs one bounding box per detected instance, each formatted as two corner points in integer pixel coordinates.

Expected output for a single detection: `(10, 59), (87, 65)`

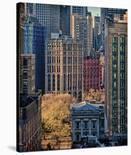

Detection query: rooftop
(71, 101), (100, 112)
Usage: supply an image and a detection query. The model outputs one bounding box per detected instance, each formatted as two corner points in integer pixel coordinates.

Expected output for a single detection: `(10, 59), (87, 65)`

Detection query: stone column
(81, 120), (83, 138)
(89, 119), (92, 135)
(97, 119), (99, 138)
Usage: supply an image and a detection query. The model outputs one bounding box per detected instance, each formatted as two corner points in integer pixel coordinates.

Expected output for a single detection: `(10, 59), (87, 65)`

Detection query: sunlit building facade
(45, 37), (83, 101)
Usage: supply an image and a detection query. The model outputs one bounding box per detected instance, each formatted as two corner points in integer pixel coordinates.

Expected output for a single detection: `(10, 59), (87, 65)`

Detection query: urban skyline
(17, 3), (127, 152)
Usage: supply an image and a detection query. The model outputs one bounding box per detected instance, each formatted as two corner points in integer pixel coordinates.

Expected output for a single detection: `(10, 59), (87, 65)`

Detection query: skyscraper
(100, 8), (127, 48)
(71, 6), (88, 16)
(70, 15), (88, 57)
(60, 6), (71, 35)
(87, 12), (93, 56)
(23, 16), (46, 92)
(25, 3), (60, 38)
(93, 16), (101, 51)
(105, 18), (127, 137)
(70, 13), (93, 57)
(45, 36), (83, 101)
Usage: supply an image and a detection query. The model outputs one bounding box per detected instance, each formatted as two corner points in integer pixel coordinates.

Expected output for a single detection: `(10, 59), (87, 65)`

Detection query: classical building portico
(71, 101), (104, 143)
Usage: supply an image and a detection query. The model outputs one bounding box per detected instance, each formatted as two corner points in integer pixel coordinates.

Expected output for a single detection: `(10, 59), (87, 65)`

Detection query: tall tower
(23, 16), (46, 92)
(71, 6), (88, 16)
(100, 8), (127, 49)
(60, 6), (71, 35)
(105, 18), (127, 137)
(93, 16), (101, 51)
(25, 3), (60, 38)
(70, 12), (93, 57)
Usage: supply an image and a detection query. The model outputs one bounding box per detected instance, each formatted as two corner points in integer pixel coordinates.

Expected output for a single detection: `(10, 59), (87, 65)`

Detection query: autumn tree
(41, 94), (75, 138)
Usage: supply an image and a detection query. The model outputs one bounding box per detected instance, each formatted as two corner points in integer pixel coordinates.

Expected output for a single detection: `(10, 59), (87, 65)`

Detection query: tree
(41, 94), (75, 138)
(84, 89), (105, 102)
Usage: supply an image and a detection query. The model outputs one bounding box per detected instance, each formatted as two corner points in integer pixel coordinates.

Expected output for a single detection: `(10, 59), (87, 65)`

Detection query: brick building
(83, 57), (103, 92)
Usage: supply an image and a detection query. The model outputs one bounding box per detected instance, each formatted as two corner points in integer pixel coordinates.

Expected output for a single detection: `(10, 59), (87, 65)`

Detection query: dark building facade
(20, 54), (35, 94)
(18, 53), (42, 152)
(34, 3), (60, 38)
(93, 16), (101, 51)
(19, 92), (42, 152)
(60, 6), (71, 36)
(71, 6), (88, 16)
(23, 16), (46, 92)
(17, 4), (43, 152)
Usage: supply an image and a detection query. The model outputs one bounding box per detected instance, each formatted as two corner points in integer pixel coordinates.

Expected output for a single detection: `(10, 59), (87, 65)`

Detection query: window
(92, 120), (96, 129)
(113, 81), (116, 88)
(23, 58), (28, 67)
(23, 72), (28, 79)
(52, 74), (55, 91)
(48, 74), (51, 91)
(113, 73), (117, 79)
(22, 108), (27, 120)
(64, 74), (66, 91)
(76, 134), (80, 141)
(84, 121), (88, 129)
(83, 131), (88, 136)
(57, 74), (60, 91)
(75, 121), (80, 129)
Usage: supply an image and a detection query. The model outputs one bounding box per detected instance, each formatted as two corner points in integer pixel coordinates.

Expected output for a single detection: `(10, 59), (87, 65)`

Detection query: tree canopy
(41, 94), (75, 138)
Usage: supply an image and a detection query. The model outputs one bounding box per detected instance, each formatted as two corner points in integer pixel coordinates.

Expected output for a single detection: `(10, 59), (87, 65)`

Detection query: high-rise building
(93, 16), (101, 51)
(71, 6), (88, 16)
(20, 54), (35, 94)
(23, 16), (46, 92)
(29, 3), (60, 38)
(45, 36), (83, 101)
(70, 15), (88, 57)
(87, 12), (93, 56)
(105, 19), (127, 137)
(100, 8), (127, 48)
(60, 6), (71, 35)
(25, 3), (60, 38)
(70, 13), (93, 57)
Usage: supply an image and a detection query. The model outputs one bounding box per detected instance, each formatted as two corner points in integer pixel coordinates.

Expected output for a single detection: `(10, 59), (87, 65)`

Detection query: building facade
(25, 3), (60, 38)
(105, 19), (127, 137)
(60, 6), (71, 36)
(23, 16), (46, 93)
(45, 37), (83, 101)
(71, 101), (104, 143)
(70, 15), (88, 57)
(71, 6), (88, 16)
(20, 54), (35, 94)
(19, 53), (42, 152)
(83, 57), (103, 92)
(19, 92), (42, 152)
(70, 13), (93, 57)
(87, 12), (93, 56)
(18, 4), (43, 151)
(93, 16), (101, 51)
(100, 8), (127, 49)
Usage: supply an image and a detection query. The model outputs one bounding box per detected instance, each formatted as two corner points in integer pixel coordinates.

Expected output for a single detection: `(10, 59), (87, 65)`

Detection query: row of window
(74, 120), (97, 129)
